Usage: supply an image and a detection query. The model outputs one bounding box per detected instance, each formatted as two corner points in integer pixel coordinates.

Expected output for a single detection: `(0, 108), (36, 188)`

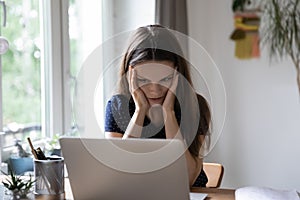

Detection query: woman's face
(133, 61), (176, 105)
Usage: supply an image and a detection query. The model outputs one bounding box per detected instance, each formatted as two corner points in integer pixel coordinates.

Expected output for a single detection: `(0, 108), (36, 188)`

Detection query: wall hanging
(230, 0), (263, 59)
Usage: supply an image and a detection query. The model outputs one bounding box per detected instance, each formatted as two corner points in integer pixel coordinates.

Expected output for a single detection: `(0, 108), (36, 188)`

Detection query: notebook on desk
(59, 137), (207, 200)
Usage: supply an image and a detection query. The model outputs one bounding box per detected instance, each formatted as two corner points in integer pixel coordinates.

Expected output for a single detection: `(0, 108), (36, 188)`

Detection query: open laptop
(59, 137), (207, 200)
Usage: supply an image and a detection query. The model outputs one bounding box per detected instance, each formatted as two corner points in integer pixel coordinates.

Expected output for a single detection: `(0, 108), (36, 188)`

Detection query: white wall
(188, 0), (300, 190)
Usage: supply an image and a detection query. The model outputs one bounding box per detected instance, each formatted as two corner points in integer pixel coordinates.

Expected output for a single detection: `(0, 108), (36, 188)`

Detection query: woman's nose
(148, 83), (163, 93)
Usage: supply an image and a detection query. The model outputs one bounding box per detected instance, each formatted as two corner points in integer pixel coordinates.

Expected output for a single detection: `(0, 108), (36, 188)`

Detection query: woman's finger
(132, 69), (138, 92)
(169, 71), (179, 94)
(127, 68), (132, 93)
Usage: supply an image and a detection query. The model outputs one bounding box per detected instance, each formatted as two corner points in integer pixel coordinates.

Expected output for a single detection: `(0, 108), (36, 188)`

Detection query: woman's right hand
(128, 67), (150, 114)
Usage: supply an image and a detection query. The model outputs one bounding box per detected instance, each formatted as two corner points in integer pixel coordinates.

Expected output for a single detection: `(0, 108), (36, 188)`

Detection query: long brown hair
(117, 25), (211, 158)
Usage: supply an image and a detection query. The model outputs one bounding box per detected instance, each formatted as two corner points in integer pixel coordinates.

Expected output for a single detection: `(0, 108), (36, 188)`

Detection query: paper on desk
(0, 184), (4, 200)
(235, 186), (300, 200)
(189, 192), (207, 200)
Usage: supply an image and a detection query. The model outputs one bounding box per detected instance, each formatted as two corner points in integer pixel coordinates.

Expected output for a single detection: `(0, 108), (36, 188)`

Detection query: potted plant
(1, 168), (35, 199)
(9, 140), (33, 175)
(45, 134), (62, 156)
(260, 0), (300, 95)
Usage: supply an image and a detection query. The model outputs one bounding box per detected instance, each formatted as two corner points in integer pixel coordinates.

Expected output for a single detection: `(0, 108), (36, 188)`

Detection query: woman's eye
(160, 76), (173, 82)
(137, 78), (149, 83)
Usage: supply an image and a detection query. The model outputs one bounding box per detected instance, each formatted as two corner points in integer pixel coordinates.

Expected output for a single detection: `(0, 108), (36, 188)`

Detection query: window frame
(40, 0), (71, 138)
(0, 0), (71, 153)
(0, 0), (156, 148)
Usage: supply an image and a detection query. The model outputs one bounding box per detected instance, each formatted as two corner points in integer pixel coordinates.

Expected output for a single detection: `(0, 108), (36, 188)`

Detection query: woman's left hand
(162, 71), (179, 112)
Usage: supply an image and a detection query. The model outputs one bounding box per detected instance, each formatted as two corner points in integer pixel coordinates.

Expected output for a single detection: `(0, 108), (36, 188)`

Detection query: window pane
(68, 0), (102, 135)
(68, 0), (155, 135)
(69, 0), (102, 76)
(2, 0), (42, 147)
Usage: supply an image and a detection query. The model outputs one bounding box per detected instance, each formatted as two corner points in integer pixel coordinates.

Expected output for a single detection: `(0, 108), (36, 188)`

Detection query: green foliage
(1, 0), (41, 125)
(1, 169), (36, 198)
(260, 0), (300, 94)
(48, 133), (61, 150)
(232, 0), (247, 12)
(1, 0), (79, 128)
(260, 0), (300, 62)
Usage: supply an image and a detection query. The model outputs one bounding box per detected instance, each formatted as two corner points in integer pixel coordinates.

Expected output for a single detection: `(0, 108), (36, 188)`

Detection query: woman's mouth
(148, 97), (164, 105)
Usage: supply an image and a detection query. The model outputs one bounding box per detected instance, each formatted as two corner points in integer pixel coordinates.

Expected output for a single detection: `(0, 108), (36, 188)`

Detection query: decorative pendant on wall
(230, 0), (263, 59)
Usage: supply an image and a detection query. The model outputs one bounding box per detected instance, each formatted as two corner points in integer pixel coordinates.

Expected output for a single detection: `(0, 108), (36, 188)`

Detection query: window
(68, 0), (102, 132)
(68, 0), (155, 136)
(1, 0), (43, 150)
(0, 0), (155, 161)
(0, 0), (72, 160)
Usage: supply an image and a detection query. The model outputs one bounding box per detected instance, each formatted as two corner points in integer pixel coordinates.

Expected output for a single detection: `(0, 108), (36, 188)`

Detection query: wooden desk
(191, 187), (235, 200)
(65, 182), (236, 200)
(1, 175), (235, 199)
(66, 178), (236, 200)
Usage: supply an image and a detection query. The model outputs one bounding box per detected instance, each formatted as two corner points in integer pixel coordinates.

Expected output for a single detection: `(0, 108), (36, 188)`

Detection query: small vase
(5, 189), (34, 200)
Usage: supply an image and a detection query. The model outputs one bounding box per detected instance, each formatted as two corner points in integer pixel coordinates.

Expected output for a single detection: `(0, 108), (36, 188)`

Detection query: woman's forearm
(163, 110), (202, 186)
(185, 149), (203, 187)
(123, 110), (146, 138)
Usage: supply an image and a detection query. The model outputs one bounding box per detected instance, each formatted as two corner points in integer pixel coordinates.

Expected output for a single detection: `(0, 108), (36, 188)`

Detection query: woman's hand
(128, 67), (150, 114)
(162, 70), (179, 112)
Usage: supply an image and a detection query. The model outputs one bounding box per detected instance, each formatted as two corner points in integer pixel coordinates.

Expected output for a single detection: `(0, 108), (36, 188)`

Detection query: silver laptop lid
(60, 137), (190, 200)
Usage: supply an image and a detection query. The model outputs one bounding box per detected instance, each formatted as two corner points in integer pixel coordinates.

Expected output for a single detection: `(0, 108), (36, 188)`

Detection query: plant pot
(9, 157), (33, 175)
(5, 189), (34, 200)
(50, 148), (61, 156)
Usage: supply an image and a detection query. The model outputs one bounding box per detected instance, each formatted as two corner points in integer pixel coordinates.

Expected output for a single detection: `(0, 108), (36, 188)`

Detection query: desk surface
(65, 180), (235, 200)
(191, 187), (235, 200)
(1, 175), (235, 199)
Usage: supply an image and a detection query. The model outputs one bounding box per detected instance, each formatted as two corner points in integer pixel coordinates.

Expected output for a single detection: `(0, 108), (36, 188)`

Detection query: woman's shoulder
(108, 94), (128, 102)
(107, 94), (131, 107)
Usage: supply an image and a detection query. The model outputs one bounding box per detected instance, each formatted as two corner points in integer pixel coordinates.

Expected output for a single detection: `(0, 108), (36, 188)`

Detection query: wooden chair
(203, 162), (224, 188)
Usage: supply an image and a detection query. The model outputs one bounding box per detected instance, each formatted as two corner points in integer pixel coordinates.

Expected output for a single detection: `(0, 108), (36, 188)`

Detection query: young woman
(104, 25), (211, 187)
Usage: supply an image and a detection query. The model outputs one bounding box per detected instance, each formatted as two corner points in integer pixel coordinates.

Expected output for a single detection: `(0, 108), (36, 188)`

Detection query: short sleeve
(192, 169), (208, 187)
(104, 95), (132, 134)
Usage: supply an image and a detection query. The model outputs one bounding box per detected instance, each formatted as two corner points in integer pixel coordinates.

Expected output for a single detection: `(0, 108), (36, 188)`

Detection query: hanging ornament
(0, 36), (9, 55)
(230, 0), (263, 59)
